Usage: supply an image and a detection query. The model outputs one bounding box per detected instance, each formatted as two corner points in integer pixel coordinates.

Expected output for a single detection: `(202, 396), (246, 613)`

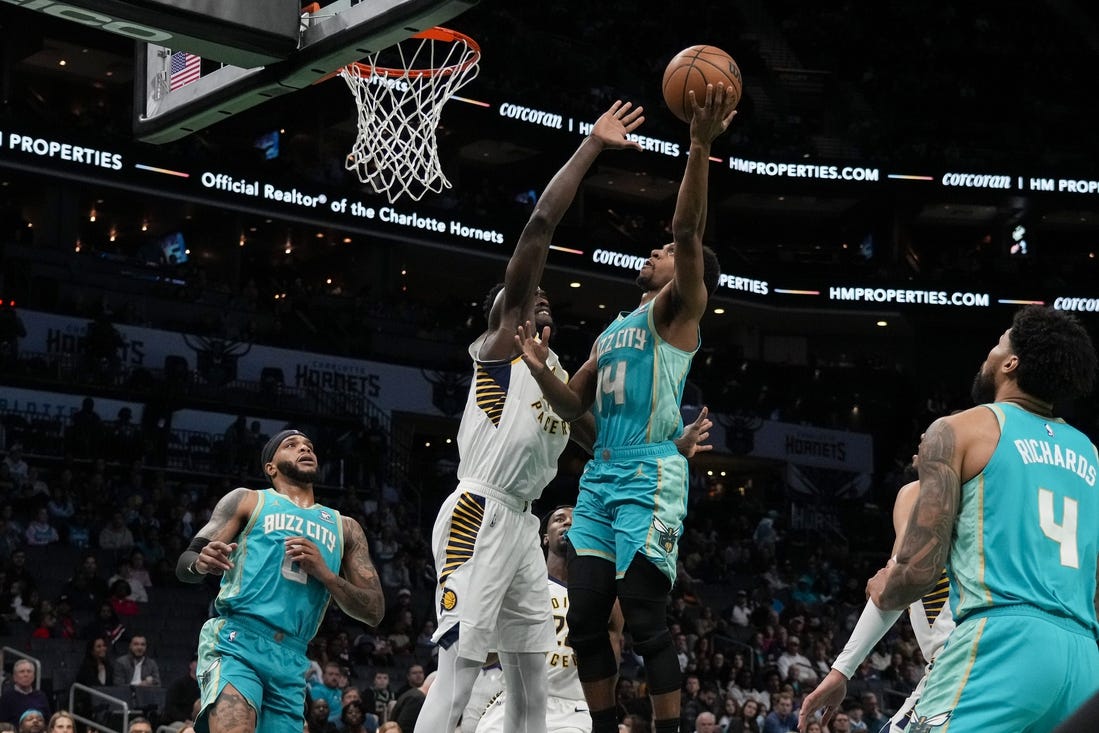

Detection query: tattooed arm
(322, 517), (385, 626)
(870, 417), (962, 610)
(176, 487), (255, 583)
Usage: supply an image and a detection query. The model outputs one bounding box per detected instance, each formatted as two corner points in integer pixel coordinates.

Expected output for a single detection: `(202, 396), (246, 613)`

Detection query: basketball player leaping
(516, 84), (736, 733)
(414, 100), (647, 733)
(176, 430), (384, 733)
(797, 475), (955, 733)
(868, 306), (1099, 732)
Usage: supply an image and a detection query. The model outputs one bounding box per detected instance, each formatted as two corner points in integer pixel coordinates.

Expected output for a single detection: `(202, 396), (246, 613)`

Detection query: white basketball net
(341, 30), (480, 203)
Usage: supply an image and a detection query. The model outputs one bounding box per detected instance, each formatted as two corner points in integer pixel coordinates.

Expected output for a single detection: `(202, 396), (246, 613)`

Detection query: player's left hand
(285, 537), (330, 579)
(675, 406), (713, 458)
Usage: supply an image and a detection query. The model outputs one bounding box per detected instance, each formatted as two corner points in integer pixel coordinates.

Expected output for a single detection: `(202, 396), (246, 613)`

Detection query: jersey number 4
(1038, 488), (1079, 569)
(600, 361), (626, 406)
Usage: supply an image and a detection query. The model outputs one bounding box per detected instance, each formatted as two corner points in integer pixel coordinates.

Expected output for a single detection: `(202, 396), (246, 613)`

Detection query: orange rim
(346, 27), (479, 80)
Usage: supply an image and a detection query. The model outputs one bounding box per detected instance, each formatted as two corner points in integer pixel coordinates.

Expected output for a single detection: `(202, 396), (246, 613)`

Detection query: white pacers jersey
(456, 339), (570, 502)
(910, 569), (954, 661)
(547, 576), (585, 701)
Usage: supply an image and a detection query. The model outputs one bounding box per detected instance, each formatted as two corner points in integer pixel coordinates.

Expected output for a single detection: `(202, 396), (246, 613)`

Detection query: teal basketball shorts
(567, 440), (688, 583)
(911, 606), (1099, 732)
(195, 615), (310, 733)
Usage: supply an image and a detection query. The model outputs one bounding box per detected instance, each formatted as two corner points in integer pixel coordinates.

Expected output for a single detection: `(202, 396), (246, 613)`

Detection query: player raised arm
(176, 487), (256, 583)
(654, 84), (736, 348)
(483, 101), (644, 358)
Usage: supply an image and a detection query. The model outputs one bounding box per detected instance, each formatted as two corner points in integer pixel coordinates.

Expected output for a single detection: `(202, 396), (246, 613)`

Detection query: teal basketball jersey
(950, 403), (1099, 635)
(215, 489), (344, 640)
(592, 301), (697, 450)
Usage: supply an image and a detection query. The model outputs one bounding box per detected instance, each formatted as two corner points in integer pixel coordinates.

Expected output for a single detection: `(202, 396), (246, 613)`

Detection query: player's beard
(970, 365), (997, 405)
(635, 271), (654, 291)
(277, 458), (318, 484)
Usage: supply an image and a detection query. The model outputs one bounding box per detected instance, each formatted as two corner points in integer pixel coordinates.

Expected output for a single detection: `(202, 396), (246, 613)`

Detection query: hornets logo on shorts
(909, 711), (951, 732)
(651, 517), (680, 553)
(441, 587), (458, 612)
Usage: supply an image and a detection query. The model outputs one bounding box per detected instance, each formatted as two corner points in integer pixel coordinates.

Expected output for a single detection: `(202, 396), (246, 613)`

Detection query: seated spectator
(762, 693), (797, 733)
(75, 637), (112, 687)
(16, 709), (45, 733)
(109, 558), (148, 604)
(340, 700), (377, 733)
(0, 660), (51, 723)
(112, 635), (160, 687)
(64, 553), (109, 612)
(126, 717), (153, 733)
(98, 512), (135, 551)
(29, 605), (57, 639)
(308, 662), (343, 725)
(46, 711), (76, 733)
(306, 699), (338, 733)
(108, 580), (140, 618)
(52, 596), (78, 639)
(3, 443), (29, 485)
(83, 602), (126, 649)
(24, 508), (58, 547)
(390, 671), (434, 733)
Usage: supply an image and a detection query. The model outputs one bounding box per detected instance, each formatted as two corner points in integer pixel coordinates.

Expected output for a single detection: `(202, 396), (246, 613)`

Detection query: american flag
(169, 51), (201, 90)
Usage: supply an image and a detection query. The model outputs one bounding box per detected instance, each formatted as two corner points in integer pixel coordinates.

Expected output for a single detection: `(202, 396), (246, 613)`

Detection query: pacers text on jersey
(1013, 439), (1098, 486)
(530, 399), (569, 437)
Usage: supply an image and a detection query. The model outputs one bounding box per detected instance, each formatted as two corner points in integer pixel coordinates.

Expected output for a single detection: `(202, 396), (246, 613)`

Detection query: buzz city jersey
(909, 570), (954, 662)
(950, 403), (1099, 635)
(546, 576), (584, 701)
(592, 302), (696, 451)
(456, 340), (570, 502)
(214, 488), (344, 640)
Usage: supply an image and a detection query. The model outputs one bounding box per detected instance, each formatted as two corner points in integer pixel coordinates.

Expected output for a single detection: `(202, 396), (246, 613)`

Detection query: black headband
(261, 429), (307, 467)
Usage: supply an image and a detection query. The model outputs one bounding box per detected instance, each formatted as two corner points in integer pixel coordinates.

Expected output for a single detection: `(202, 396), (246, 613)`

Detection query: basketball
(661, 45), (742, 122)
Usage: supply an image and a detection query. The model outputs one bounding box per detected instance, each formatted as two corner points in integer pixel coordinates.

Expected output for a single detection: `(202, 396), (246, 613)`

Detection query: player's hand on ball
(688, 83), (738, 145)
(516, 321), (552, 376)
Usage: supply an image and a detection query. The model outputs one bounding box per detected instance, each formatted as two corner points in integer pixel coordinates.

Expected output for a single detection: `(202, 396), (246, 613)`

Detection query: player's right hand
(591, 100), (645, 150)
(196, 541), (237, 575)
(797, 668), (848, 731)
(687, 83), (738, 145)
(515, 321), (552, 376)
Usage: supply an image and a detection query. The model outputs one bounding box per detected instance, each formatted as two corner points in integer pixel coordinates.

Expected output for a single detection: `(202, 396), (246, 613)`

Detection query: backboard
(132, 0), (479, 143)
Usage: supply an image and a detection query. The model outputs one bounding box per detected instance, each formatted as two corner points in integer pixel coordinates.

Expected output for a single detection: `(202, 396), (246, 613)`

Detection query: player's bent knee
(632, 630), (680, 695)
(567, 629), (619, 682)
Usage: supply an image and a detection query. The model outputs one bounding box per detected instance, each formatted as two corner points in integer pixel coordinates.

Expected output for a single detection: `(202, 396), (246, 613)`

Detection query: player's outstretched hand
(516, 321), (552, 377)
(591, 100), (645, 151)
(196, 540), (237, 576)
(675, 406), (713, 458)
(688, 83), (738, 145)
(798, 668), (849, 731)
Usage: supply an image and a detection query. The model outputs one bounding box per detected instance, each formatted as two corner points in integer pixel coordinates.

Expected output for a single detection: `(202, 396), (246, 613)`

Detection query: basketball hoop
(340, 27), (480, 203)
